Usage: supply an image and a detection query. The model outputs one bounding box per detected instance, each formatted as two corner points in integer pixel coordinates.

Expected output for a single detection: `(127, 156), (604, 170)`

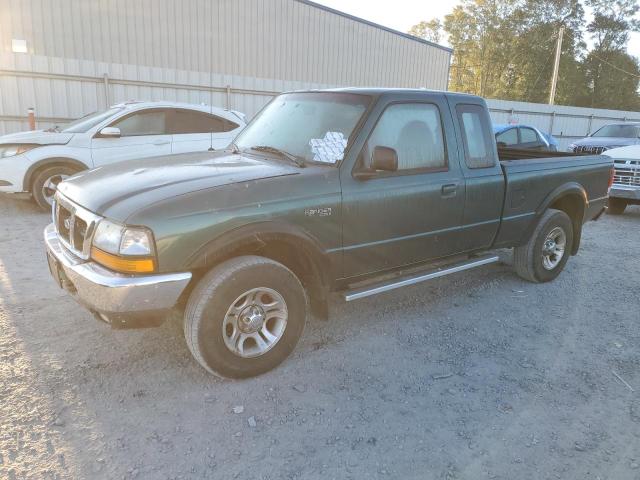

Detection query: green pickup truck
(45, 89), (613, 378)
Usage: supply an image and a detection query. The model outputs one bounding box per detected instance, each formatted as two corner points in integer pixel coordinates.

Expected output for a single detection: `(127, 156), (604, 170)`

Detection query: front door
(340, 97), (466, 278)
(91, 109), (172, 166)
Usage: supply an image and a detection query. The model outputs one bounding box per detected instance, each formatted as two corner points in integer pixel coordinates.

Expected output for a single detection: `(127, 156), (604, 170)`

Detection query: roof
(111, 100), (215, 112)
(294, 0), (453, 53)
(290, 87), (480, 100)
(108, 101), (246, 121)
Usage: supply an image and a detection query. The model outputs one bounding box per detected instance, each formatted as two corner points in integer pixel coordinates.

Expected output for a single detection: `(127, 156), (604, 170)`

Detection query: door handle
(441, 184), (458, 197)
(153, 140), (170, 146)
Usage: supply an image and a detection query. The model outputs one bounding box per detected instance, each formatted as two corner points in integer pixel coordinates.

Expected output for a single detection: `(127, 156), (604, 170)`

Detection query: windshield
(235, 92), (371, 165)
(62, 107), (124, 133)
(591, 124), (640, 138)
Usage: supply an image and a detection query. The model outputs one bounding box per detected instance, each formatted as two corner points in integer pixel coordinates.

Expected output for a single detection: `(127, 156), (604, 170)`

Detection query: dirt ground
(0, 195), (639, 480)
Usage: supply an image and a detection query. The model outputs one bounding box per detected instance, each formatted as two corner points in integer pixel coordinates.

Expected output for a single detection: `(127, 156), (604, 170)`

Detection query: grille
(53, 194), (101, 259)
(574, 145), (607, 155)
(613, 159), (640, 187)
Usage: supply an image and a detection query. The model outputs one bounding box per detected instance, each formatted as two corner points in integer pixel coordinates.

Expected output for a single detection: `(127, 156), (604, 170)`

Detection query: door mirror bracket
(354, 146), (398, 180)
(97, 127), (121, 138)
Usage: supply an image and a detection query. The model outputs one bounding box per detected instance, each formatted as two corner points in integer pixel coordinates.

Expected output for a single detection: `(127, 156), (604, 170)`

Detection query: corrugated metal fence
(3, 57), (640, 151)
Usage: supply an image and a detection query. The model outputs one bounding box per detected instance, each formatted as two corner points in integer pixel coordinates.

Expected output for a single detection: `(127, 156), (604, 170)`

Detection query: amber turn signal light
(91, 247), (156, 274)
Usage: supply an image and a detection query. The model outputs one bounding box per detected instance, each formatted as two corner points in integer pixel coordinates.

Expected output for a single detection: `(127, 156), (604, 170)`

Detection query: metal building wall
(0, 0), (452, 134)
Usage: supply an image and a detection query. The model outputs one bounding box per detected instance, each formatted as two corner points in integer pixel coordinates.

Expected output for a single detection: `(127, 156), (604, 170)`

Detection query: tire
(514, 208), (573, 283)
(184, 255), (307, 379)
(607, 198), (627, 215)
(31, 165), (80, 211)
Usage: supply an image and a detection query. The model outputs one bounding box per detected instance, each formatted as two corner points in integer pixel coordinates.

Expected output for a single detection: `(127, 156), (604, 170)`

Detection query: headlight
(0, 144), (38, 158)
(120, 229), (153, 256)
(92, 219), (123, 254)
(567, 144), (576, 152)
(91, 219), (156, 273)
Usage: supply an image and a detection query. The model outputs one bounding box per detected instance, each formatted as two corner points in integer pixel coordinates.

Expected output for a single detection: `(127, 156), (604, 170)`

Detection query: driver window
(496, 128), (518, 146)
(520, 127), (539, 143)
(112, 110), (168, 136)
(364, 103), (447, 173)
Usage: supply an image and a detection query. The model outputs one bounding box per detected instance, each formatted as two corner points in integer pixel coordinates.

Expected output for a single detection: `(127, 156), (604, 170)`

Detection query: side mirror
(98, 127), (121, 138)
(371, 146), (398, 172)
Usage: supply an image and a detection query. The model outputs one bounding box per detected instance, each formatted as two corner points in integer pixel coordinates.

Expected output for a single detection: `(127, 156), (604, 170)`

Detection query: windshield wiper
(45, 125), (61, 133)
(250, 145), (306, 168)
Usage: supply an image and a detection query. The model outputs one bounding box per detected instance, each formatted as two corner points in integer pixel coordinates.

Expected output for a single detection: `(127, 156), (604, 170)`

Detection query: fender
(186, 220), (333, 289)
(24, 157), (90, 192)
(521, 182), (587, 255)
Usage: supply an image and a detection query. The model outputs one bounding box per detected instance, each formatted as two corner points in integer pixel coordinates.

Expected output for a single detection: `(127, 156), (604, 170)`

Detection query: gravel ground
(1, 195), (639, 480)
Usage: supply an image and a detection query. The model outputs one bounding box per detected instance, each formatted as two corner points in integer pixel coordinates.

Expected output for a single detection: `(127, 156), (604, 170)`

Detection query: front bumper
(609, 186), (640, 201)
(0, 155), (27, 193)
(44, 223), (192, 328)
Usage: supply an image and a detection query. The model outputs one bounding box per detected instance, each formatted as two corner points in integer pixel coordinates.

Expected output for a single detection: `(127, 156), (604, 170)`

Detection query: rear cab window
(456, 104), (496, 169)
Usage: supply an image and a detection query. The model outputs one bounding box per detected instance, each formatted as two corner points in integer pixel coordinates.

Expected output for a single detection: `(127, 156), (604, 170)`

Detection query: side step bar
(343, 254), (500, 302)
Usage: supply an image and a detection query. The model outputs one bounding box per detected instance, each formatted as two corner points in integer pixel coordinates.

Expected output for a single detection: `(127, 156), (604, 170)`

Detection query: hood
(574, 137), (640, 148)
(57, 151), (300, 219)
(603, 145), (640, 160)
(0, 129), (74, 146)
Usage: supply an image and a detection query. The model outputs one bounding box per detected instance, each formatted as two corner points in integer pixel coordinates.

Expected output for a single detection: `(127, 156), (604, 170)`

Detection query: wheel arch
(184, 221), (334, 316)
(24, 157), (90, 192)
(527, 182), (587, 255)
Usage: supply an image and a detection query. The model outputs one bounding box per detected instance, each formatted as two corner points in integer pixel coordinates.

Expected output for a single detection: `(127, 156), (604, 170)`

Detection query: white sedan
(0, 101), (246, 210)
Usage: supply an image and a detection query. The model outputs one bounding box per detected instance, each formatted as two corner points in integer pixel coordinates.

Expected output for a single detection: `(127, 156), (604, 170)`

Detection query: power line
(589, 52), (640, 78)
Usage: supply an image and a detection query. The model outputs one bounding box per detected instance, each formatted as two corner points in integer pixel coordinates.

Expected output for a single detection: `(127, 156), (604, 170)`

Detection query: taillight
(608, 166), (615, 190)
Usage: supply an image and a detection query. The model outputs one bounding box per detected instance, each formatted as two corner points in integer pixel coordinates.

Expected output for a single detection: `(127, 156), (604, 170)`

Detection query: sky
(314, 0), (640, 58)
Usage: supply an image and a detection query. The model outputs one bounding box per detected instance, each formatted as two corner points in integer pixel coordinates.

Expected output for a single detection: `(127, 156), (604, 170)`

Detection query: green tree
(499, 0), (587, 105)
(579, 51), (640, 110)
(443, 0), (518, 97)
(408, 0), (640, 110)
(408, 19), (443, 43)
(586, 0), (640, 51)
(579, 0), (640, 109)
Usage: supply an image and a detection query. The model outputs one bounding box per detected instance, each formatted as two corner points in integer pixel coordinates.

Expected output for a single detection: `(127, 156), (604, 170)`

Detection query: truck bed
(493, 150), (612, 249)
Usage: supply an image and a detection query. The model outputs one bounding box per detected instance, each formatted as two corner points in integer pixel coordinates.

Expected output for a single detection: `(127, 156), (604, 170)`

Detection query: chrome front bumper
(609, 186), (640, 201)
(44, 223), (192, 321)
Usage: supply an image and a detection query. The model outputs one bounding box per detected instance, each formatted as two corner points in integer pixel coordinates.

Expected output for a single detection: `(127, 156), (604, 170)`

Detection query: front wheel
(31, 165), (79, 211)
(184, 256), (307, 379)
(607, 198), (627, 215)
(514, 209), (573, 283)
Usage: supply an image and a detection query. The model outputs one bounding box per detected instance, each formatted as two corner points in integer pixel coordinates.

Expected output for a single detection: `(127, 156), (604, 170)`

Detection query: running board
(343, 254), (501, 302)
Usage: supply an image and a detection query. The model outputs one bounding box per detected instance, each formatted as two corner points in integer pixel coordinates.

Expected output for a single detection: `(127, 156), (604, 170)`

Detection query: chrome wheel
(222, 287), (288, 358)
(541, 226), (566, 270)
(41, 174), (69, 206)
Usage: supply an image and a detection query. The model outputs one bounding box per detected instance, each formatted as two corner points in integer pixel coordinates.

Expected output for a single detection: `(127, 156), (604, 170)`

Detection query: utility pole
(549, 26), (565, 105)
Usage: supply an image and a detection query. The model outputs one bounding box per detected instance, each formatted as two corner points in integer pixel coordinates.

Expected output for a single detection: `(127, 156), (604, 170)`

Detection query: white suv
(0, 101), (246, 210)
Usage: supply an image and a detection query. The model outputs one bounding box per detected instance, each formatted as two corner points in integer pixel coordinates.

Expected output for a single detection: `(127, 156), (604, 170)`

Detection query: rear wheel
(31, 165), (79, 211)
(607, 198), (627, 215)
(184, 256), (307, 379)
(514, 209), (573, 283)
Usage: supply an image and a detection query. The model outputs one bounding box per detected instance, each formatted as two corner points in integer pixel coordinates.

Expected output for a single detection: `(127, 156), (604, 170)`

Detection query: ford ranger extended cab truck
(44, 89), (613, 378)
